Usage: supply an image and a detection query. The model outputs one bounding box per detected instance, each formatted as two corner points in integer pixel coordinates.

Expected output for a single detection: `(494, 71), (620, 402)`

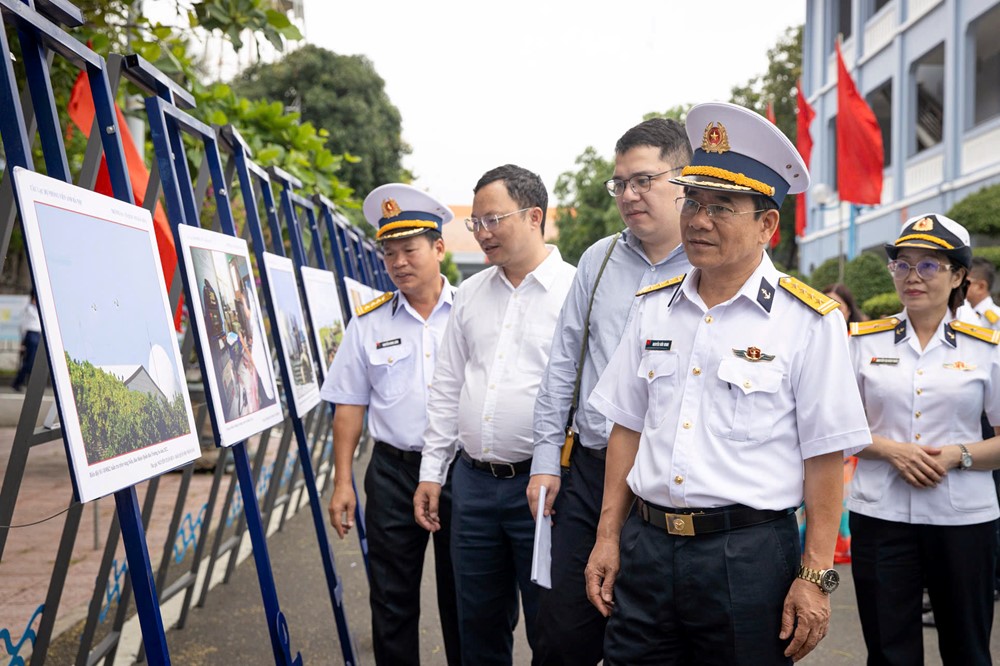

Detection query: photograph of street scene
(189, 244), (278, 421)
(263, 253), (320, 415)
(300, 266), (346, 379)
(11, 168), (200, 502)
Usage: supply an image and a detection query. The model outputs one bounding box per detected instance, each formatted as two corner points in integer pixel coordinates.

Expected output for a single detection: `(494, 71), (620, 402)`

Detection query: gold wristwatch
(797, 566), (840, 594)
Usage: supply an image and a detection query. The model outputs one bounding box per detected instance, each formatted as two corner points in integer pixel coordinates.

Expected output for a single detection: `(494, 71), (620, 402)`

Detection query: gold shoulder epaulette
(355, 291), (393, 317)
(778, 277), (839, 315)
(850, 317), (900, 336)
(986, 310), (999, 325)
(635, 274), (685, 297)
(950, 320), (1000, 345)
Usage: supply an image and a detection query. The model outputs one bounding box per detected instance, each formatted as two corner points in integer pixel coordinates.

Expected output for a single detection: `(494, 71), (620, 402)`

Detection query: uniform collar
(677, 251), (782, 316)
(393, 275), (454, 319)
(896, 310), (961, 348)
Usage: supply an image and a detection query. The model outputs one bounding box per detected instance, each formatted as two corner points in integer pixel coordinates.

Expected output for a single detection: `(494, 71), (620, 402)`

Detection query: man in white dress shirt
(415, 164), (576, 664)
(323, 184), (459, 664)
(585, 103), (871, 664)
(965, 257), (1000, 331)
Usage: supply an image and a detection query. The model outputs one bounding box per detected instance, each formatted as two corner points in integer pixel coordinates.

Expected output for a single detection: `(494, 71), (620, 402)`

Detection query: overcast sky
(303, 1), (806, 205)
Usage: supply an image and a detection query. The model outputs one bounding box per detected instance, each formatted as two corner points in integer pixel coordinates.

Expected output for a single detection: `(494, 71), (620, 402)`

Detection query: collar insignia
(757, 277), (774, 313)
(895, 320), (907, 344)
(702, 121), (731, 154)
(381, 197), (402, 219)
(944, 323), (958, 348)
(733, 346), (775, 362)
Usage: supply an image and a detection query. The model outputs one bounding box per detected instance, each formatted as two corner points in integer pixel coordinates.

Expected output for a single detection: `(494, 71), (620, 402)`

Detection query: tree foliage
(552, 148), (623, 265)
(947, 183), (1000, 237)
(807, 251), (895, 307)
(233, 44), (409, 197)
(66, 353), (191, 464)
(729, 25), (803, 269)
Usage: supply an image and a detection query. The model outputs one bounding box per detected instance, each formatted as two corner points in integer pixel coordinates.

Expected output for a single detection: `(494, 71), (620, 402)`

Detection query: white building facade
(799, 0), (1000, 274)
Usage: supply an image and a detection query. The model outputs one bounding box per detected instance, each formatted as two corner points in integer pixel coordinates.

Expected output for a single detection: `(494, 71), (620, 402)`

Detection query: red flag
(765, 100), (777, 125)
(796, 81), (816, 237)
(836, 41), (884, 205)
(67, 71), (182, 329)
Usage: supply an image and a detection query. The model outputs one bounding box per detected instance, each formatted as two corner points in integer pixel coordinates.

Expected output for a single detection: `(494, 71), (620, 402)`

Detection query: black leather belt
(637, 499), (794, 537)
(460, 450), (531, 479)
(374, 440), (422, 465)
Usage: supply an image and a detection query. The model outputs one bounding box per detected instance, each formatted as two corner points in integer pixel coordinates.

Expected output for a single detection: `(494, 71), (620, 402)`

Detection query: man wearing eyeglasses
(585, 102), (871, 664)
(526, 118), (692, 666)
(323, 184), (460, 665)
(415, 164), (576, 664)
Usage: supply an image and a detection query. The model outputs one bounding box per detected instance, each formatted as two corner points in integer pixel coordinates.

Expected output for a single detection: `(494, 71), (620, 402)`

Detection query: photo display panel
(299, 266), (346, 381)
(178, 225), (285, 446)
(11, 168), (200, 502)
(261, 253), (321, 415)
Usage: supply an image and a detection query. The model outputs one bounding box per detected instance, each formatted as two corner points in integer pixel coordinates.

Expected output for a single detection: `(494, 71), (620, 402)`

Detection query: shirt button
(705, 315), (714, 324)
(692, 367), (701, 376)
(650, 267), (656, 272)
(915, 411), (921, 418)
(489, 384), (495, 390)
(682, 420), (692, 429)
(674, 475), (684, 484)
(917, 369), (924, 375)
(916, 388), (923, 395)
(484, 416), (491, 422)
(915, 433), (922, 441)
(387, 356), (394, 363)
(427, 383), (432, 389)
(743, 380), (752, 389)
(425, 352), (431, 358)
(648, 370), (655, 379)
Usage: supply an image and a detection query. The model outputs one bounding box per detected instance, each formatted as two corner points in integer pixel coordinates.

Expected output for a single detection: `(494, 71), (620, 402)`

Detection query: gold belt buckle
(664, 512), (699, 536)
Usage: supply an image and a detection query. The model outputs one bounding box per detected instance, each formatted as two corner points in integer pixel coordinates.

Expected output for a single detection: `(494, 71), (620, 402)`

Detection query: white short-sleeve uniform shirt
(848, 313), (1000, 526)
(590, 253), (871, 511)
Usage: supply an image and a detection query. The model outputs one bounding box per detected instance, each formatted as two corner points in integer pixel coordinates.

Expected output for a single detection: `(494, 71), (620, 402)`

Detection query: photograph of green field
(66, 353), (191, 464)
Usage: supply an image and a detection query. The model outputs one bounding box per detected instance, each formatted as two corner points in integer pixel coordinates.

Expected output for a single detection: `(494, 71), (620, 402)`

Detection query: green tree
(233, 44), (410, 197)
(808, 251), (894, 306)
(947, 183), (1000, 237)
(551, 148), (622, 265)
(729, 25), (803, 269)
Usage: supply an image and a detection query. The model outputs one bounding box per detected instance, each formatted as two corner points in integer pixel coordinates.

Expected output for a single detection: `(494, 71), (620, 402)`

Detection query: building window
(912, 43), (945, 155)
(828, 0), (854, 53)
(872, 0), (891, 15)
(971, 5), (1000, 127)
(867, 79), (893, 167)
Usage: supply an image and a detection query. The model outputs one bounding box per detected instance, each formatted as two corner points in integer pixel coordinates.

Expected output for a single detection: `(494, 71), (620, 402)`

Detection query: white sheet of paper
(531, 485), (552, 589)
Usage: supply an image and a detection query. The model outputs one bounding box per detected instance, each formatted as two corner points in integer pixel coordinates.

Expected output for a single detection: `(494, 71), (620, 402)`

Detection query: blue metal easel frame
(0, 2), (177, 663)
(222, 129), (359, 666)
(139, 70), (303, 665)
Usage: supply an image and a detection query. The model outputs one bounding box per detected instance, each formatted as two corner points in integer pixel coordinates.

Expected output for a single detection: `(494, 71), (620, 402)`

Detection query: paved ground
(164, 445), (1000, 666)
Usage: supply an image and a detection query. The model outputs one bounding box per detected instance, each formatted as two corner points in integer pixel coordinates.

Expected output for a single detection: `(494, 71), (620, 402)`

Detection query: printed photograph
(178, 226), (284, 446)
(12, 168), (200, 502)
(343, 276), (382, 314)
(262, 253), (321, 416)
(300, 266), (346, 379)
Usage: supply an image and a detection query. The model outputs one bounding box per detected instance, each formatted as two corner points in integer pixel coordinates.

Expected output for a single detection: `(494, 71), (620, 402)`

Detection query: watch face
(820, 569), (840, 593)
(962, 452), (973, 469)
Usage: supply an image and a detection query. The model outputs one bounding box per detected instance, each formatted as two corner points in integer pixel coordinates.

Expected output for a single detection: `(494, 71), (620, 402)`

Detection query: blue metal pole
(848, 203), (858, 260)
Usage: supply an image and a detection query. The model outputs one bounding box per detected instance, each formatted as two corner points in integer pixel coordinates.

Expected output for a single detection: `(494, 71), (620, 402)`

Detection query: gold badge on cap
(733, 346), (775, 362)
(702, 122), (731, 154)
(381, 197), (402, 219)
(913, 217), (934, 231)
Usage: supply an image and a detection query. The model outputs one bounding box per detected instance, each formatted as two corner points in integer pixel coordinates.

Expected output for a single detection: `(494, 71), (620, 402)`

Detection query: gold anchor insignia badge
(760, 287), (772, 300)
(702, 121), (731, 154)
(912, 217), (934, 231)
(733, 346), (775, 362)
(381, 197), (402, 219)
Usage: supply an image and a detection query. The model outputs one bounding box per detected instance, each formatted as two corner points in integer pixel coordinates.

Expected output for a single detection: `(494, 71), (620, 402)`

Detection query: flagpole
(848, 204), (858, 260)
(838, 202), (845, 283)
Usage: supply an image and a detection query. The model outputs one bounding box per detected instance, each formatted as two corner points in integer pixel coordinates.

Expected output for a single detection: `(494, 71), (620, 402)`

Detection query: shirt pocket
(849, 460), (892, 504)
(367, 342), (414, 399)
(708, 357), (783, 443)
(517, 322), (555, 373)
(947, 470), (998, 513)
(638, 351), (679, 427)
